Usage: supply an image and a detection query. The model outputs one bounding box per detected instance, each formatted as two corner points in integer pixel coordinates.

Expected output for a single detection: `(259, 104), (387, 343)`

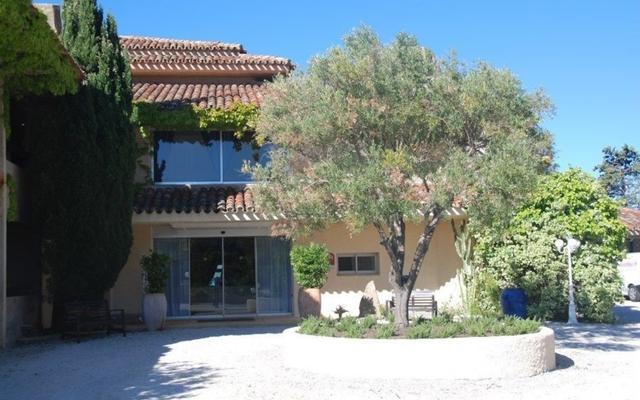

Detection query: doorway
(155, 235), (291, 318)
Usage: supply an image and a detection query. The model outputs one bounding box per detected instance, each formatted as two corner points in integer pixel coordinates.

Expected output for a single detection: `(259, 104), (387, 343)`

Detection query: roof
(121, 36), (293, 77)
(132, 82), (265, 108)
(134, 186), (255, 214)
(620, 207), (640, 237)
(121, 36), (292, 109)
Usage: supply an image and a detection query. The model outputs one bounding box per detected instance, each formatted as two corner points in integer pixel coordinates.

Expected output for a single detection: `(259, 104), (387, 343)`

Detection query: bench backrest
(64, 300), (109, 323)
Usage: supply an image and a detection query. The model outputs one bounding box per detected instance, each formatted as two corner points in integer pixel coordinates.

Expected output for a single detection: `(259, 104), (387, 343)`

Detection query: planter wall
(283, 327), (556, 379)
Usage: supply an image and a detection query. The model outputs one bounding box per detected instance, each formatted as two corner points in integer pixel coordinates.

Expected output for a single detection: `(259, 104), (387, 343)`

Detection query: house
(110, 35), (464, 322)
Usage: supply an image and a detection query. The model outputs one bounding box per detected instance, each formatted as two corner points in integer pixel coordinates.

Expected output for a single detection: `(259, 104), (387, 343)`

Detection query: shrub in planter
(141, 252), (170, 331)
(291, 243), (331, 317)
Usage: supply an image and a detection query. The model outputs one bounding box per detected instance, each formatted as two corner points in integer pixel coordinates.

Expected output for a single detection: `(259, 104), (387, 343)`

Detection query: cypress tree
(24, 0), (135, 310)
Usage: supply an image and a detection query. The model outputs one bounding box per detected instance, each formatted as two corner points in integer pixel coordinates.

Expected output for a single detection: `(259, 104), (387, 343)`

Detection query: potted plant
(290, 243), (331, 317)
(141, 252), (170, 331)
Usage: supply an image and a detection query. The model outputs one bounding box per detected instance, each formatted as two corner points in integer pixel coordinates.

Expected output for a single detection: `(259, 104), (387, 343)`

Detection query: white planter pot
(143, 293), (167, 331)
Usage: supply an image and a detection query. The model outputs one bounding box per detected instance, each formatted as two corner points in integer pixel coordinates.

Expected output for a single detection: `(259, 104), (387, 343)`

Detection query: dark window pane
(337, 256), (355, 272)
(357, 256), (376, 272)
(221, 132), (271, 182)
(154, 131), (221, 183)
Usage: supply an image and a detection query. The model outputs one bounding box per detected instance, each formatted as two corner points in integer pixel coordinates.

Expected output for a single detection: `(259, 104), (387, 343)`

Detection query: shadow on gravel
(123, 325), (293, 400)
(551, 324), (640, 352)
(548, 302), (640, 352)
(554, 353), (575, 370)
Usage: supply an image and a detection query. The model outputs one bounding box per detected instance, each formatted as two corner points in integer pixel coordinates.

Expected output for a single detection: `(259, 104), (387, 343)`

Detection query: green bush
(476, 169), (625, 323)
(406, 316), (540, 339)
(140, 252), (170, 294)
(361, 315), (378, 330)
(299, 315), (538, 339)
(375, 323), (395, 339)
(290, 243), (331, 288)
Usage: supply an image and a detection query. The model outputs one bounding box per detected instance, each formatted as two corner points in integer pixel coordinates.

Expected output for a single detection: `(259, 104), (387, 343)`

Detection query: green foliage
(375, 323), (395, 339)
(6, 174), (18, 222)
(140, 252), (170, 294)
(361, 315), (378, 330)
(290, 243), (331, 288)
(298, 315), (337, 337)
(251, 26), (553, 237)
(298, 314), (537, 339)
(468, 270), (502, 317)
(406, 316), (540, 339)
(595, 144), (640, 208)
(21, 0), (135, 302)
(476, 169), (626, 322)
(0, 0), (78, 96)
(131, 102), (259, 137)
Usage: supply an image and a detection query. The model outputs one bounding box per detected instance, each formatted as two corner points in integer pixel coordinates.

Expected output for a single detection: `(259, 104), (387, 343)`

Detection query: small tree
(290, 244), (331, 289)
(251, 27), (553, 327)
(595, 144), (640, 208)
(476, 169), (626, 322)
(141, 252), (170, 294)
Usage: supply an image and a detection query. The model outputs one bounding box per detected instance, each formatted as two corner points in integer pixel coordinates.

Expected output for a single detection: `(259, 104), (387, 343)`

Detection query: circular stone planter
(283, 327), (555, 379)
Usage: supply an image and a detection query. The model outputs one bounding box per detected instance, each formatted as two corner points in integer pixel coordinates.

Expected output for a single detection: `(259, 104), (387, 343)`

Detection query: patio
(0, 302), (639, 400)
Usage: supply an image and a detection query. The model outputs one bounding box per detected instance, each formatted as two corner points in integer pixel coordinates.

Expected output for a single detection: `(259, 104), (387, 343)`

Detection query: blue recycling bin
(500, 288), (527, 318)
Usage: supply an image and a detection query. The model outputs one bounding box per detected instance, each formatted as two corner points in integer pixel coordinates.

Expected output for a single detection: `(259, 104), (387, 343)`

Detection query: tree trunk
(376, 209), (442, 328)
(393, 287), (410, 328)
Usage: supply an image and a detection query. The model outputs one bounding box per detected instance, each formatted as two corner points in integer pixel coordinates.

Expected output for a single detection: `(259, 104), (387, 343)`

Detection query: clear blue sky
(51, 0), (639, 172)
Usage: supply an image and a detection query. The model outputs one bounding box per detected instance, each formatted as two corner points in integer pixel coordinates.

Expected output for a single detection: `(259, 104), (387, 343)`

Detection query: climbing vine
(132, 101), (260, 140)
(0, 0), (79, 97)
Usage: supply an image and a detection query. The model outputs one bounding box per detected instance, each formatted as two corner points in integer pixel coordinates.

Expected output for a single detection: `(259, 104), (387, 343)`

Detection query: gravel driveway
(1, 302), (639, 400)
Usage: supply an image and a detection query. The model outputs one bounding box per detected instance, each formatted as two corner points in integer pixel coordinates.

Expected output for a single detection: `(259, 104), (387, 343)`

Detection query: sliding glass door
(189, 238), (223, 316)
(155, 236), (291, 317)
(223, 237), (256, 315)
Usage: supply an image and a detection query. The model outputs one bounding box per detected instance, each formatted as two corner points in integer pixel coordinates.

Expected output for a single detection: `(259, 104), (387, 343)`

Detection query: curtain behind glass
(256, 237), (292, 314)
(154, 238), (190, 316)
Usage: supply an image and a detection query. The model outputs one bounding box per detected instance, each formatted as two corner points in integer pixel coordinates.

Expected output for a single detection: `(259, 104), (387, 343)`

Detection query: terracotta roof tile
(620, 207), (640, 237)
(132, 82), (266, 109)
(120, 36), (293, 75)
(134, 186), (256, 215)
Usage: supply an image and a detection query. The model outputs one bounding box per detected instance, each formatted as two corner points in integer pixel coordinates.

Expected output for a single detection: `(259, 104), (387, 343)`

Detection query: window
(337, 253), (379, 275)
(153, 131), (271, 184)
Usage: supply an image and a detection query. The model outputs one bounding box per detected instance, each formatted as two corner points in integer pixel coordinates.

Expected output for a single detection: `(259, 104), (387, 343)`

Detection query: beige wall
(110, 224), (152, 319)
(112, 219), (463, 319)
(306, 221), (462, 316)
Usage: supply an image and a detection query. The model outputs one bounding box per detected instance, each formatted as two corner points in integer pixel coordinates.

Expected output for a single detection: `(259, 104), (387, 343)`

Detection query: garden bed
(284, 316), (556, 379)
(298, 315), (541, 339)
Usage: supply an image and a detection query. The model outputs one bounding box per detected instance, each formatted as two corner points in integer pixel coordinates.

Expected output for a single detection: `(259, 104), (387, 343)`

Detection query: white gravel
(1, 302), (639, 400)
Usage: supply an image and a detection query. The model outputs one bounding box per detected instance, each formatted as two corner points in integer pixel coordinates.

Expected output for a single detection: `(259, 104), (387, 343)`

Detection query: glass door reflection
(189, 238), (223, 316)
(223, 237), (256, 315)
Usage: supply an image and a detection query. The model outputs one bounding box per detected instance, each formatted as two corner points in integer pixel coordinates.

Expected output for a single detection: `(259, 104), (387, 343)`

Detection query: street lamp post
(554, 237), (581, 324)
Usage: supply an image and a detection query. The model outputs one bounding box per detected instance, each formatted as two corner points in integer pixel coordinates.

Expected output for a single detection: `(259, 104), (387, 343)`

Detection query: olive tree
(251, 27), (553, 327)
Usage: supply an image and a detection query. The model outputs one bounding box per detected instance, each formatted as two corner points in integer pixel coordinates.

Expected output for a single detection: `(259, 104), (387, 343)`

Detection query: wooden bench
(63, 300), (126, 341)
(386, 291), (438, 318)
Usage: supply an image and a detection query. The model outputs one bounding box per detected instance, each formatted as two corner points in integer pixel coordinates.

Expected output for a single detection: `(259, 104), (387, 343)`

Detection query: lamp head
(554, 239), (565, 253)
(567, 238), (581, 254)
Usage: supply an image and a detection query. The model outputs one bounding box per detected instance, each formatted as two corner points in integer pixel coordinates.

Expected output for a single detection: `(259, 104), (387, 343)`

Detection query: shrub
(407, 316), (540, 339)
(375, 323), (396, 339)
(290, 243), (331, 288)
(361, 315), (378, 330)
(298, 315), (337, 337)
(475, 169), (625, 322)
(140, 252), (170, 294)
(298, 315), (539, 339)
